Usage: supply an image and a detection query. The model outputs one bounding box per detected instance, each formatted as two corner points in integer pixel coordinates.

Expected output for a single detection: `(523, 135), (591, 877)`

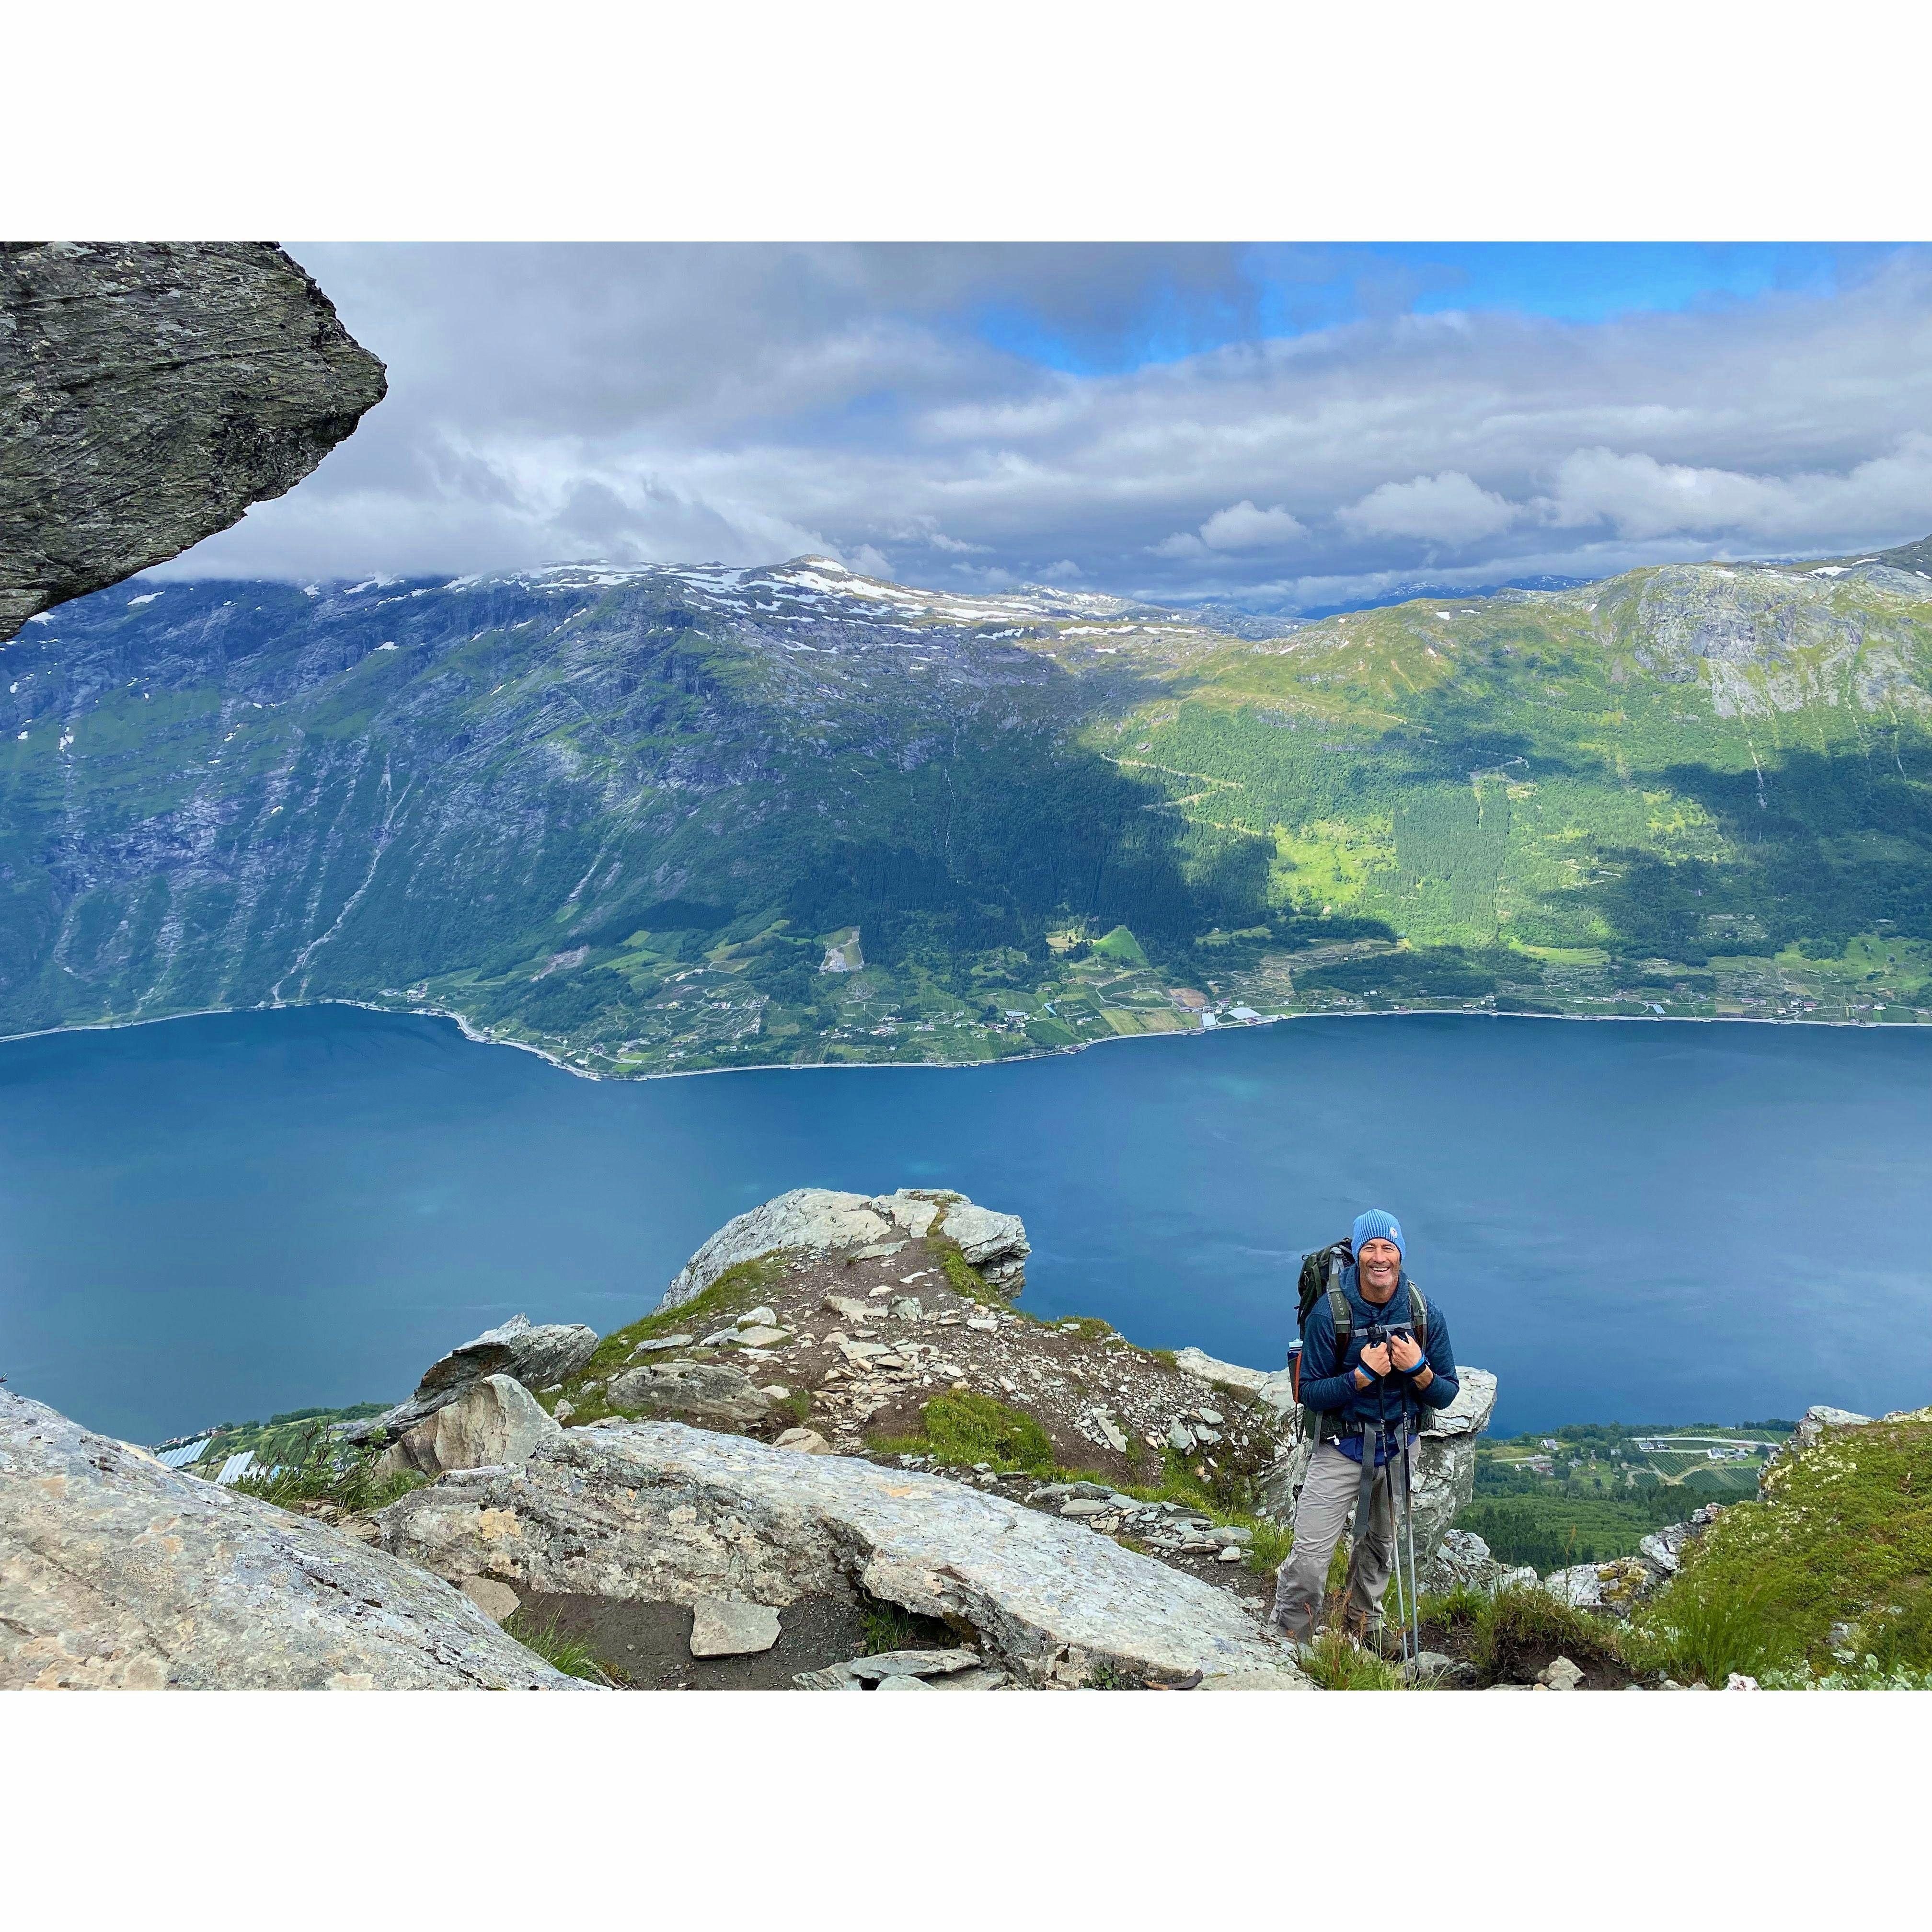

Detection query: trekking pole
(1402, 1423), (1422, 1667)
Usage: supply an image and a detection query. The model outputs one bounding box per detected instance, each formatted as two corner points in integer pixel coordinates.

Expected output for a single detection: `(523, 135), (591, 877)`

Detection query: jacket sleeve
(1297, 1297), (1360, 1413)
(1411, 1301), (1459, 1411)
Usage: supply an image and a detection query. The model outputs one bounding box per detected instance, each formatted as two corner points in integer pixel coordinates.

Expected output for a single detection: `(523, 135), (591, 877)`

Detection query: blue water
(3, 1005), (1931, 1445)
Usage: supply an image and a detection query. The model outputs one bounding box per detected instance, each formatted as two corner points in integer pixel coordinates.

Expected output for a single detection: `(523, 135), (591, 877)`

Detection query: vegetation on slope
(8, 551), (1932, 1073)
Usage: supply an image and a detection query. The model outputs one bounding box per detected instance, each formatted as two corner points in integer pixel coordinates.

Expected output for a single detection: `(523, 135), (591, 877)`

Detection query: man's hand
(1389, 1331), (1424, 1373)
(1357, 1340), (1392, 1380)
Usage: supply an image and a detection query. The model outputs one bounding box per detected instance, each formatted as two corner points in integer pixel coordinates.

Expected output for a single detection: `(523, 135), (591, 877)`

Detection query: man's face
(1358, 1237), (1402, 1300)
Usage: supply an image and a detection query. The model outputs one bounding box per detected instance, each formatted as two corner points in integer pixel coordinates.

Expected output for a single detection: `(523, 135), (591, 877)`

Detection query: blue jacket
(1300, 1265), (1459, 1460)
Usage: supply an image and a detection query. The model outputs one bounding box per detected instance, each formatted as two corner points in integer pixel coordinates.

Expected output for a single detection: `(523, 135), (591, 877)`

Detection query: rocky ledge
(377, 1420), (1305, 1690)
(0, 1389), (587, 1690)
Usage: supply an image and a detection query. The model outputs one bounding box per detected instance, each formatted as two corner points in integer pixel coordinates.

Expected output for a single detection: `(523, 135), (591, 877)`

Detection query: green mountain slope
(4, 548), (1932, 1073)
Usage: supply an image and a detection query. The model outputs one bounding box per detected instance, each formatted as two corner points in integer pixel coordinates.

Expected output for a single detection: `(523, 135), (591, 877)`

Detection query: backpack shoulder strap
(1325, 1283), (1352, 1357)
(1407, 1281), (1428, 1347)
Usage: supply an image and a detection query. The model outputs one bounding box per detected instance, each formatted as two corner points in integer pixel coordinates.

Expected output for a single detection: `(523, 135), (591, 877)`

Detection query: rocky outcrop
(0, 1390), (588, 1690)
(660, 1188), (1028, 1310)
(351, 1313), (598, 1444)
(1417, 1527), (1536, 1598)
(378, 1421), (1305, 1690)
(0, 242), (386, 642)
(1539, 1502), (1728, 1617)
(379, 1373), (561, 1477)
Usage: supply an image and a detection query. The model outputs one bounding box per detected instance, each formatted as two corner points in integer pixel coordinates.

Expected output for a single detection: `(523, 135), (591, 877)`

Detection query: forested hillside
(3, 543), (1930, 1074)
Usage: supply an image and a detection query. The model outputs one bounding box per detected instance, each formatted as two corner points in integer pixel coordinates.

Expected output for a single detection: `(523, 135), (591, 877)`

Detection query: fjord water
(4, 1006), (1931, 1445)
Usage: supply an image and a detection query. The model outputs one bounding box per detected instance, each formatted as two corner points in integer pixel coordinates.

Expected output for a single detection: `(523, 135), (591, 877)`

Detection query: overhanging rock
(0, 242), (386, 642)
(378, 1421), (1304, 1690)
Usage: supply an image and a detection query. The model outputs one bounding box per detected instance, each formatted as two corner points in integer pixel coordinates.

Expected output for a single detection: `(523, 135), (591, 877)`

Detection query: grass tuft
(502, 1610), (611, 1683)
(1297, 1626), (1406, 1690)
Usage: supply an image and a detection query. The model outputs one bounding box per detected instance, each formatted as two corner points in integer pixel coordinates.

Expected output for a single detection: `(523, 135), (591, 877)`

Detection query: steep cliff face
(0, 241), (386, 642)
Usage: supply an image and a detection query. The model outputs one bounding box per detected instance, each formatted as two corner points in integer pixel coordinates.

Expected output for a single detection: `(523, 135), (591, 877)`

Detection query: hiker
(1271, 1208), (1459, 1647)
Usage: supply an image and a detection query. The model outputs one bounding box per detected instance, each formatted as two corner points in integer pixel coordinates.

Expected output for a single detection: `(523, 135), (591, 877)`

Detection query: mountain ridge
(4, 542), (1932, 1074)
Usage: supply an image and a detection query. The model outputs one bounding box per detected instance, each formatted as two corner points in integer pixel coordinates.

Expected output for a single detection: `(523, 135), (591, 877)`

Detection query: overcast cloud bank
(154, 243), (1932, 610)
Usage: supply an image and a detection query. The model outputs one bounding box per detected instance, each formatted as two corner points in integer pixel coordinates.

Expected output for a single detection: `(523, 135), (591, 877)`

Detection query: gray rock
(378, 1420), (1301, 1689)
(380, 1373), (561, 1476)
(1539, 1655), (1586, 1691)
(689, 1597), (782, 1657)
(658, 1187), (1028, 1311)
(1418, 1527), (1506, 1596)
(934, 1197), (1030, 1269)
(460, 1577), (521, 1623)
(1, 242), (386, 643)
(1790, 1404), (1873, 1452)
(1539, 1557), (1653, 1618)
(351, 1313), (599, 1444)
(773, 1428), (832, 1455)
(1168, 1419), (1196, 1453)
(604, 1360), (774, 1427)
(0, 1390), (590, 1690)
(1172, 1347), (1270, 1393)
(631, 1335), (693, 1355)
(737, 1307), (780, 1330)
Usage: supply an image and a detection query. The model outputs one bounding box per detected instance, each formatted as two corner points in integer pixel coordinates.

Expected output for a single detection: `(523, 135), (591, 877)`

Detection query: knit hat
(1352, 1208), (1403, 1258)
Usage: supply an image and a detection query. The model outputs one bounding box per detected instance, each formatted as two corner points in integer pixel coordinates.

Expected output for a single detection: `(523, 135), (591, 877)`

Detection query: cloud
(1337, 471), (1518, 545)
(1037, 558), (1085, 580)
(1547, 437), (1932, 544)
(146, 243), (1932, 611)
(1198, 500), (1309, 550)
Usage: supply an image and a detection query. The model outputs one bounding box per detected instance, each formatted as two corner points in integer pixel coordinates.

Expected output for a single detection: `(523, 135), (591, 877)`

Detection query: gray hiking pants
(1270, 1441), (1400, 1641)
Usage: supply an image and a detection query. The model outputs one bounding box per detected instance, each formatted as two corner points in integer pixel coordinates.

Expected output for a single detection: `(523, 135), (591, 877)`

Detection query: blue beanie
(1352, 1208), (1403, 1258)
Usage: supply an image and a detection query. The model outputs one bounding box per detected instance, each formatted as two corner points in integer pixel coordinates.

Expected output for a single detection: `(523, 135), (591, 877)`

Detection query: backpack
(1288, 1239), (1428, 1440)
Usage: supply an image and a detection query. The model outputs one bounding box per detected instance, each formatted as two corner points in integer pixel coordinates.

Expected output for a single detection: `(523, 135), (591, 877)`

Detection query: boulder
(658, 1187), (1029, 1311)
(351, 1313), (599, 1443)
(605, 1360), (774, 1427)
(377, 1421), (1305, 1689)
(1, 242), (386, 644)
(0, 1390), (590, 1690)
(773, 1428), (832, 1455)
(380, 1374), (561, 1476)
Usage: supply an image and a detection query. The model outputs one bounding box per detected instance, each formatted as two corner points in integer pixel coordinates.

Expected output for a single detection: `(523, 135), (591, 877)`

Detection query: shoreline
(0, 991), (1925, 1085)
